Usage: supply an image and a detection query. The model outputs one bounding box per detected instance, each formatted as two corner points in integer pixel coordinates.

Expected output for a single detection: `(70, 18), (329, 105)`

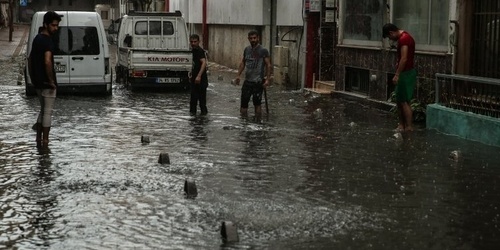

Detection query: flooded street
(1, 54), (500, 249)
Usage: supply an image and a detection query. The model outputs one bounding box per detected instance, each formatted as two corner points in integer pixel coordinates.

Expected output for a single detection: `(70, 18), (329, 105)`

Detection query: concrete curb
(0, 24), (29, 60)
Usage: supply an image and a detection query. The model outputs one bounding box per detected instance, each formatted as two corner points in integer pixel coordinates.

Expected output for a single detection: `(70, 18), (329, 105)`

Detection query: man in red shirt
(383, 23), (417, 132)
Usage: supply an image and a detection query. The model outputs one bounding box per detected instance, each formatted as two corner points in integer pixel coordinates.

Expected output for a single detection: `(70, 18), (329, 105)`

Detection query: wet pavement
(1, 25), (500, 250)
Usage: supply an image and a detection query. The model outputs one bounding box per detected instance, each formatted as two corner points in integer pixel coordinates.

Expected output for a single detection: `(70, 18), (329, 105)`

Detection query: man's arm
(263, 56), (272, 87)
(44, 51), (56, 89)
(235, 57), (245, 85)
(393, 45), (408, 84)
(195, 57), (207, 84)
(28, 56), (33, 80)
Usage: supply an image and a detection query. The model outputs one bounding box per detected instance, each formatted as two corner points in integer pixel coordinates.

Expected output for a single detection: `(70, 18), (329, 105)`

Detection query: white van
(25, 11), (112, 96)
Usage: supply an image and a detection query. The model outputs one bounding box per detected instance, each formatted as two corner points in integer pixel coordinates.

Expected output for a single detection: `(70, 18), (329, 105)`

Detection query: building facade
(13, 0), (500, 100)
(168, 0), (305, 89)
(19, 0), (97, 22)
(335, 0), (499, 104)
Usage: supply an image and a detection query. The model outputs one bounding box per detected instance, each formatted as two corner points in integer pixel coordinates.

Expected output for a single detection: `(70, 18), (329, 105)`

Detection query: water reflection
(29, 148), (59, 247)
(189, 115), (209, 143)
(237, 120), (272, 164)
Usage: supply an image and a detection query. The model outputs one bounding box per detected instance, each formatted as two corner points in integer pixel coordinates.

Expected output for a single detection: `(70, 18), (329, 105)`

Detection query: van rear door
(52, 11), (70, 85)
(67, 12), (106, 86)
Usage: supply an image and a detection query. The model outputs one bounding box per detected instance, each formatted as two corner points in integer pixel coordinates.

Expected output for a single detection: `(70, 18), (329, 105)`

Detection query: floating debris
(313, 108), (323, 120)
(449, 150), (461, 161)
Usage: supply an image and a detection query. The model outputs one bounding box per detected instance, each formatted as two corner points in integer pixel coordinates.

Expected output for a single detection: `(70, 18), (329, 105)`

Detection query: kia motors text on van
(24, 11), (112, 96)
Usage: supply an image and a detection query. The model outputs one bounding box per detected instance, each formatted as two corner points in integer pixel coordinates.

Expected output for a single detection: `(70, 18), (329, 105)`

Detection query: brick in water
(221, 221), (239, 243)
(184, 178), (198, 198)
(158, 153), (170, 164)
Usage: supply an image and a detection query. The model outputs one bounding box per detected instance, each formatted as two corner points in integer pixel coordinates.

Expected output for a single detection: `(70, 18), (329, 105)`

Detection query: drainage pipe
(300, 2), (308, 89)
(202, 0), (208, 48)
(164, 0), (169, 12)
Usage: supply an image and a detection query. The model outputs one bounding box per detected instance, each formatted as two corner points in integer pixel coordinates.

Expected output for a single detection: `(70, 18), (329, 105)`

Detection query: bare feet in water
(394, 124), (414, 132)
(394, 124), (404, 132)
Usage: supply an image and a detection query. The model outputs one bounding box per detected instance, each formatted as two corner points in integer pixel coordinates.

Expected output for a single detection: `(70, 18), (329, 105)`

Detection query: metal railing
(435, 73), (500, 118)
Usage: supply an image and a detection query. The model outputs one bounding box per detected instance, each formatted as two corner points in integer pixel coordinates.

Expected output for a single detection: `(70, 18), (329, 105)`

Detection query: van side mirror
(124, 34), (132, 47)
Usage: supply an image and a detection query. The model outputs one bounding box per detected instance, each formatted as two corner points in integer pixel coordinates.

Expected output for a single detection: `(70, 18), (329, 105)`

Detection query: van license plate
(55, 64), (66, 73)
(157, 78), (180, 83)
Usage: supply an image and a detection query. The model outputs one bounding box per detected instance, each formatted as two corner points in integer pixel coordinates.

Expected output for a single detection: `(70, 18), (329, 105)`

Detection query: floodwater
(1, 56), (500, 250)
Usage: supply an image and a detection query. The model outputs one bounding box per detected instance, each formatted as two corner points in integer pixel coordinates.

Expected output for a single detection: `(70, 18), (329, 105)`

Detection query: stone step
(303, 80), (336, 95)
(314, 80), (335, 91)
(303, 87), (332, 95)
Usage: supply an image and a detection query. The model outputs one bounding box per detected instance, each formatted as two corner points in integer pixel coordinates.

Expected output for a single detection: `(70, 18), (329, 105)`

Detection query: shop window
(340, 0), (450, 52)
(393, 0), (449, 51)
(342, 0), (384, 46)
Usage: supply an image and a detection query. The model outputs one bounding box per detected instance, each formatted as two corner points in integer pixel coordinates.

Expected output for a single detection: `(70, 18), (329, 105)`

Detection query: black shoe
(190, 112), (196, 116)
(201, 111), (208, 115)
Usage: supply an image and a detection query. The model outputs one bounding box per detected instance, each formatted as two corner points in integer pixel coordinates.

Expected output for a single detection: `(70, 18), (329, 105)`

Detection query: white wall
(276, 0), (303, 26)
(169, 0), (190, 20)
(188, 0), (269, 25)
(176, 0), (304, 88)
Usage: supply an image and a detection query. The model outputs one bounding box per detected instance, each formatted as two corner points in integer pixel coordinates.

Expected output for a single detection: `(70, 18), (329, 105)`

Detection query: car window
(53, 27), (69, 55)
(134, 21), (175, 35)
(135, 21), (148, 35)
(70, 27), (100, 55)
(53, 26), (100, 55)
(150, 21), (161, 35)
(163, 21), (174, 35)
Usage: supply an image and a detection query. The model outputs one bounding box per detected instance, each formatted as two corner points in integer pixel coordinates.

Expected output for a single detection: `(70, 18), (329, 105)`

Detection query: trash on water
(313, 108), (323, 119)
(449, 150), (462, 161)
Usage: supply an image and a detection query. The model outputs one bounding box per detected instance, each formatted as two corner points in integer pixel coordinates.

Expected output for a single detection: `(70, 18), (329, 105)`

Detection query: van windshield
(53, 26), (100, 55)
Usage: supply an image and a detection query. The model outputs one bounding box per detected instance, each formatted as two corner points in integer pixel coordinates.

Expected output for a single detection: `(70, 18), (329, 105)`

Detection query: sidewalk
(0, 24), (29, 60)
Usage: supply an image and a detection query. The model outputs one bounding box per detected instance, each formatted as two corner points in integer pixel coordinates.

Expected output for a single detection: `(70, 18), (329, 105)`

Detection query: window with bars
(471, 0), (500, 78)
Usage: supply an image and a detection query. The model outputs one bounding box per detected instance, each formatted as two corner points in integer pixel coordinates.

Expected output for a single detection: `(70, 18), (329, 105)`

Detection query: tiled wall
(335, 46), (452, 102)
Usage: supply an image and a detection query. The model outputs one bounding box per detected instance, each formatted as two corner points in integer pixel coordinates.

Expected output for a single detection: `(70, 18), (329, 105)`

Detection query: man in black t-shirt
(189, 34), (208, 115)
(28, 11), (61, 148)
